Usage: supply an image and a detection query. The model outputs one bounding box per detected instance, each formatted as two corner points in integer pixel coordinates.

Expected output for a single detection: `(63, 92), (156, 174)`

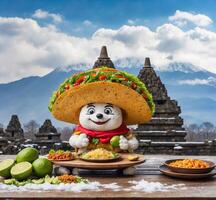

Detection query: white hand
(119, 135), (129, 150)
(128, 137), (139, 150)
(69, 134), (78, 148)
(69, 133), (89, 148)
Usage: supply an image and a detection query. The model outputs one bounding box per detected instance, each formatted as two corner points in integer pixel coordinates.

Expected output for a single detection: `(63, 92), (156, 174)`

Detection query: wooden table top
(0, 155), (215, 199)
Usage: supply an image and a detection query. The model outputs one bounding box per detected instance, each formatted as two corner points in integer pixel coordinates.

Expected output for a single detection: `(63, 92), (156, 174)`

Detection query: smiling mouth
(89, 118), (111, 125)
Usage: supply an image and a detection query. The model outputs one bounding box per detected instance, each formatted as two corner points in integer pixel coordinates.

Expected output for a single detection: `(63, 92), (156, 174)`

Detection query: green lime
(0, 159), (15, 178)
(32, 178), (44, 184)
(32, 158), (53, 178)
(11, 162), (32, 180)
(110, 136), (120, 147)
(4, 178), (16, 185)
(16, 147), (39, 163)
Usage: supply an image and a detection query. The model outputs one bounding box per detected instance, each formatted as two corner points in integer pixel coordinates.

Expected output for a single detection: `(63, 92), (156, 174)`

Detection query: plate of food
(164, 159), (215, 174)
(79, 148), (121, 163)
(159, 165), (216, 179)
(47, 149), (75, 161)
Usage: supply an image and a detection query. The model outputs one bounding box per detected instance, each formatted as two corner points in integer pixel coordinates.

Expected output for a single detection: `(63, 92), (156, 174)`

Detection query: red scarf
(75, 124), (129, 144)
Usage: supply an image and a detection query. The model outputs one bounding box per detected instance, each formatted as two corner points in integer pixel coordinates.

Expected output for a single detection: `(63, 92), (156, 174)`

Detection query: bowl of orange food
(164, 159), (215, 174)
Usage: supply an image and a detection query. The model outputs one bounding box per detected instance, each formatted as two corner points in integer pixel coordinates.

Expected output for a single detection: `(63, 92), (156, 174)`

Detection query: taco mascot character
(49, 60), (154, 154)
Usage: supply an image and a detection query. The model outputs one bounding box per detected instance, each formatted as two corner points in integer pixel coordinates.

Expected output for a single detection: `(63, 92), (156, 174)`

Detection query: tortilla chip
(52, 82), (152, 125)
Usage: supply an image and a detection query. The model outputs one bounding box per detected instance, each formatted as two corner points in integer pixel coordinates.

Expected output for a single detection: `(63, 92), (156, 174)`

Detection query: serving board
(51, 153), (145, 170)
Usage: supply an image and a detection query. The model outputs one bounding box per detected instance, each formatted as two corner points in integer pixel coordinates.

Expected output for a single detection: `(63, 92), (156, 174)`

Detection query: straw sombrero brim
(52, 82), (152, 125)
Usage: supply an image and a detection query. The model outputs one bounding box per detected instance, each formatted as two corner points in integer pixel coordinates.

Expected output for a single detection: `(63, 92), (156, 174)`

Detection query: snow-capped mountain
(56, 57), (212, 74)
(155, 62), (206, 73)
(0, 58), (215, 127)
(114, 57), (144, 69)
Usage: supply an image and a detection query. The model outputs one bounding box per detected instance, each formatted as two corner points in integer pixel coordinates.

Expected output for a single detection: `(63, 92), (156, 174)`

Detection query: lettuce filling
(48, 67), (155, 113)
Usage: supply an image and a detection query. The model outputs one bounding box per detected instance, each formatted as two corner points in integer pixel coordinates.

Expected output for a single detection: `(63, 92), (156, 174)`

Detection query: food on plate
(80, 148), (119, 160)
(16, 147), (39, 163)
(10, 162), (32, 180)
(48, 149), (74, 161)
(0, 159), (15, 178)
(168, 159), (210, 169)
(32, 158), (53, 177)
(127, 155), (139, 161)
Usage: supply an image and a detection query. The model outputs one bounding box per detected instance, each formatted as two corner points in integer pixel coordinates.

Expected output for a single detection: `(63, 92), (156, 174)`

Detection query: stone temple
(34, 119), (61, 143)
(5, 115), (24, 141)
(134, 58), (187, 142)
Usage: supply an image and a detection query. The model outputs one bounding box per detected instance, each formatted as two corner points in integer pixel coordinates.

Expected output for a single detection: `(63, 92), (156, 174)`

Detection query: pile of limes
(0, 147), (53, 180)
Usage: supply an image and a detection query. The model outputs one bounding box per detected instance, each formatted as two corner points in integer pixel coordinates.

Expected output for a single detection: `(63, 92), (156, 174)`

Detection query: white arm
(128, 137), (139, 150)
(69, 133), (89, 148)
(119, 135), (129, 150)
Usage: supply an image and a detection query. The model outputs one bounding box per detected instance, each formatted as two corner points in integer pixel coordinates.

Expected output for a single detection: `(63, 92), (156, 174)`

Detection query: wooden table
(0, 155), (215, 199)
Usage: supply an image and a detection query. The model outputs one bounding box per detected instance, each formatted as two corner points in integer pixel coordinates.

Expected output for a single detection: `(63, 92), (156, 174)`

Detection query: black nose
(96, 113), (103, 119)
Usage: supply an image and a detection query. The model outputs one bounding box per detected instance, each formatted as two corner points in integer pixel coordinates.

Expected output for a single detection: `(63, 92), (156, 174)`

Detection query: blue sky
(0, 0), (216, 83)
(1, 0), (216, 35)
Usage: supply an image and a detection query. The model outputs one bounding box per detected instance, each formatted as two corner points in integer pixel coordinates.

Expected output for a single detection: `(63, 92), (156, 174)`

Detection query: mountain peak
(157, 62), (206, 73)
(55, 57), (213, 75)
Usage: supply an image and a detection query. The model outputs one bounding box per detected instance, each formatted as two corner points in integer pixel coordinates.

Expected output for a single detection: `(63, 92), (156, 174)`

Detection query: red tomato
(75, 76), (86, 85)
(131, 82), (137, 89)
(65, 84), (70, 90)
(116, 75), (128, 81)
(99, 75), (107, 80)
(73, 82), (80, 87)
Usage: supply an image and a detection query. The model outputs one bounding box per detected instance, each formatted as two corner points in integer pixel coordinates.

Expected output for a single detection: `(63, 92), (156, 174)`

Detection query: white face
(79, 103), (123, 131)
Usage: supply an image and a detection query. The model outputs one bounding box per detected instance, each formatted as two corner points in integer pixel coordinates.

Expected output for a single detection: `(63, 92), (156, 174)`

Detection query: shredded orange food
(58, 175), (77, 183)
(48, 150), (73, 160)
(169, 159), (209, 169)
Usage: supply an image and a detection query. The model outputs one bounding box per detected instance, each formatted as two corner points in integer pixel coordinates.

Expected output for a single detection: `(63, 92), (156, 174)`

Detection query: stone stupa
(5, 115), (24, 141)
(35, 119), (61, 142)
(93, 46), (115, 69)
(134, 58), (187, 142)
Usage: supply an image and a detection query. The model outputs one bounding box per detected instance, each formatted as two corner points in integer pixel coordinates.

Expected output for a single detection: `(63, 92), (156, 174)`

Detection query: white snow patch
(101, 183), (122, 191)
(0, 182), (121, 193)
(127, 180), (186, 193)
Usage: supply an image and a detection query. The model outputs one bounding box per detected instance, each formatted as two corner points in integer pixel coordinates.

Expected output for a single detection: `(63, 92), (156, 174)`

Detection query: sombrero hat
(48, 67), (155, 125)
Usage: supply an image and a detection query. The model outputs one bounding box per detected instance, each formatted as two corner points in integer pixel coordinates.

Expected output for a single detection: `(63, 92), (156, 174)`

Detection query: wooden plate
(79, 154), (121, 163)
(159, 165), (216, 179)
(51, 153), (145, 170)
(164, 159), (215, 174)
(48, 158), (74, 161)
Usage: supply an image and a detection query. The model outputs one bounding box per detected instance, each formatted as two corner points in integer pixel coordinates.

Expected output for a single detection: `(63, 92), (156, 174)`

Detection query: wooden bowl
(164, 159), (215, 174)
(159, 165), (216, 179)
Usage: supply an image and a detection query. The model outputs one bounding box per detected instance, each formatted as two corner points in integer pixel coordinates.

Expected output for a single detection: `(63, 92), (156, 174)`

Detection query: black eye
(87, 107), (95, 115)
(104, 108), (113, 115)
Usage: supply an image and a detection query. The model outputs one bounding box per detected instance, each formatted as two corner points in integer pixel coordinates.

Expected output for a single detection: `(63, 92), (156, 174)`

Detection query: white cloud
(83, 20), (93, 26)
(169, 10), (212, 27)
(179, 77), (216, 86)
(127, 19), (139, 25)
(32, 9), (62, 23)
(1, 10), (216, 83)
